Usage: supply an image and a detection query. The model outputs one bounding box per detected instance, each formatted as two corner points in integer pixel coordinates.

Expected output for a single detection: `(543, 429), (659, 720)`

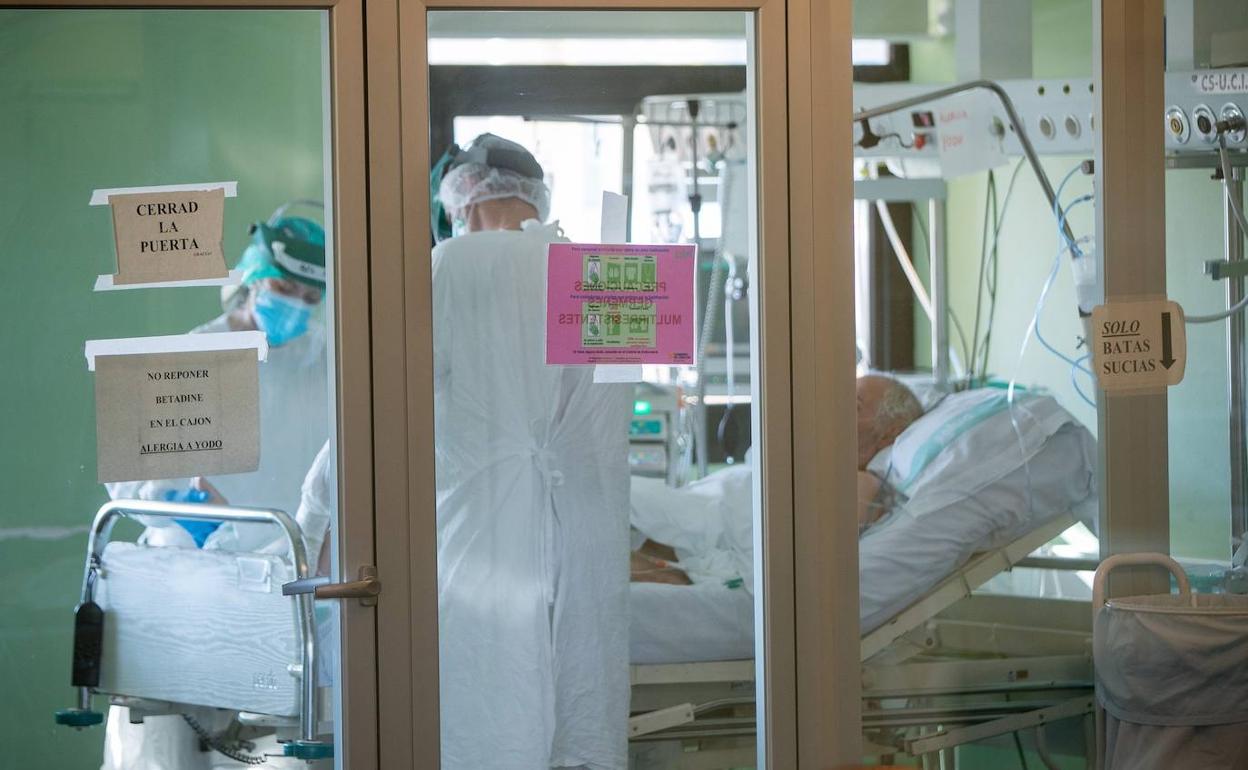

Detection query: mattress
(630, 581), (755, 664)
(629, 423), (1097, 665)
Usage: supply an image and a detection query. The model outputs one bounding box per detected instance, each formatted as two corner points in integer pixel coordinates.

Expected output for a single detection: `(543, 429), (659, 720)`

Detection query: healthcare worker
(431, 134), (632, 770)
(101, 210), (331, 770)
(105, 210), (330, 552)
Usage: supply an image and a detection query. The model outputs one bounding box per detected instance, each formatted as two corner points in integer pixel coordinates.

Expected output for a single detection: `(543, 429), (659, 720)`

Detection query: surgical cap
(236, 216), (327, 289)
(437, 134), (551, 223)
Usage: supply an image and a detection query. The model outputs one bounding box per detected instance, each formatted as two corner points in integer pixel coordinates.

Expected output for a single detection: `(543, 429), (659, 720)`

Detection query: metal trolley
(54, 499), (334, 762)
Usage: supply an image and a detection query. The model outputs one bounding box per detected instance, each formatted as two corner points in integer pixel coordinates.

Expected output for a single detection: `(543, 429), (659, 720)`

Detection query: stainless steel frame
(930, 198), (950, 388)
(77, 500), (322, 747)
(1227, 168), (1248, 554)
(854, 179), (952, 389)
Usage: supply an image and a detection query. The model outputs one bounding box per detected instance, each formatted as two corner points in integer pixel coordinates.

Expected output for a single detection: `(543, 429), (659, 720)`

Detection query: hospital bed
(627, 392), (1099, 768)
(54, 499), (334, 766)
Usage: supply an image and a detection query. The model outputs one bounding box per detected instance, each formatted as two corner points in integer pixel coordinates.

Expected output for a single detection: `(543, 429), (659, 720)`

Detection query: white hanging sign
(935, 90), (1007, 178)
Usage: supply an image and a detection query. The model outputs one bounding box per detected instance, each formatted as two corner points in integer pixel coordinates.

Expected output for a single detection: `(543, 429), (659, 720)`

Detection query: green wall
(0, 11), (324, 768)
(910, 0), (1232, 561)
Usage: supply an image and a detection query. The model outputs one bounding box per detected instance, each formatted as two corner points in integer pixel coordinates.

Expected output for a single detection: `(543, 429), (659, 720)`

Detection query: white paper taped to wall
(94, 268), (244, 292)
(84, 331), (268, 371)
(593, 191), (644, 384)
(89, 181), (238, 206)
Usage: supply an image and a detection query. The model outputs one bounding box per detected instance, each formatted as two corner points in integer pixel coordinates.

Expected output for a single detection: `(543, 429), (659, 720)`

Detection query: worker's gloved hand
(165, 479), (224, 548)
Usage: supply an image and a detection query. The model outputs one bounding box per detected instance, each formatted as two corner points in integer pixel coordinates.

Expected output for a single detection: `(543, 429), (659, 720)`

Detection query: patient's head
(856, 375), (923, 470)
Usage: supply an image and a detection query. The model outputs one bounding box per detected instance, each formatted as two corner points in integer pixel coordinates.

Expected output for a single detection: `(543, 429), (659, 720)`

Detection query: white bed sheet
(629, 423), (1097, 665)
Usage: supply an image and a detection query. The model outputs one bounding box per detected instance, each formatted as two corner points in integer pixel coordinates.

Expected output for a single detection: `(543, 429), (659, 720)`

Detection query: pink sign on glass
(546, 242), (697, 365)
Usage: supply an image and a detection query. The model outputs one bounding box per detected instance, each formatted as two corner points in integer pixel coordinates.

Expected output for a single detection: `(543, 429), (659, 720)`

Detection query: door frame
(368, 0), (861, 766)
(0, 2), (379, 767)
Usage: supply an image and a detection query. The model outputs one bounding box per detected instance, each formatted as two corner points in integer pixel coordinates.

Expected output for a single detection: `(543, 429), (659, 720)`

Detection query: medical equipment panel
(630, 383), (681, 482)
(851, 68), (1248, 164)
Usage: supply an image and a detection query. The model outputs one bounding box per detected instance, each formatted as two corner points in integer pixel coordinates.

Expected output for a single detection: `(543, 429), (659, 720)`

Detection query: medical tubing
(852, 80), (1079, 255)
(1221, 136), (1248, 237)
(1007, 238), (1081, 514)
(1032, 197), (1095, 373)
(718, 255), (733, 454)
(874, 199), (971, 379)
(1187, 137), (1248, 324)
(875, 200), (935, 317)
(717, 163), (739, 458)
(694, 237), (724, 395)
(1071, 354), (1097, 409)
(978, 159), (1026, 382)
(181, 715), (267, 765)
(1053, 164), (1087, 257)
(1032, 191), (1098, 408)
(1007, 191), (1091, 460)
(694, 194), (724, 476)
(905, 197), (977, 378)
(969, 170), (997, 383)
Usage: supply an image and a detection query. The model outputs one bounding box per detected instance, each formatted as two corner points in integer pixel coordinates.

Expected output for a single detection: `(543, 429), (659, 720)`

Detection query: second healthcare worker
(105, 210), (330, 552)
(431, 134), (632, 770)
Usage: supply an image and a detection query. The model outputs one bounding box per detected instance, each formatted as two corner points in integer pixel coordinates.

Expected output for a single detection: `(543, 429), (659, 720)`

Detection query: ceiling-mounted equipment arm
(853, 79), (1080, 268)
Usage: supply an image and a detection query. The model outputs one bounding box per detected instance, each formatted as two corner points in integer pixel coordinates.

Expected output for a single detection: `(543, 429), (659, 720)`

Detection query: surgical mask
(252, 289), (314, 346)
(451, 216), (469, 238)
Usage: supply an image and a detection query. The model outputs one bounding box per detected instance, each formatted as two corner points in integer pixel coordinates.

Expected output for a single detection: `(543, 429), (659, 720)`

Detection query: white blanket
(630, 421), (1097, 664)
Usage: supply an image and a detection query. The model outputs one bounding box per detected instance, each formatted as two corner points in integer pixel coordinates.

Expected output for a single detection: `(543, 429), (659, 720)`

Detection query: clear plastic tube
(1186, 137), (1248, 324)
(1005, 167), (1091, 512)
(873, 200), (971, 381)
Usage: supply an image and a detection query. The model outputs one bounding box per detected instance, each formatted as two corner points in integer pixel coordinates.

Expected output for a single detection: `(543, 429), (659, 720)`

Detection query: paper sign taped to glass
(546, 242), (697, 366)
(108, 187), (228, 285)
(93, 347), (261, 483)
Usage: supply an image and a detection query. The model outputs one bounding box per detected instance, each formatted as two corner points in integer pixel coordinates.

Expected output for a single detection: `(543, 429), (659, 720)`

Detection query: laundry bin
(1093, 553), (1248, 770)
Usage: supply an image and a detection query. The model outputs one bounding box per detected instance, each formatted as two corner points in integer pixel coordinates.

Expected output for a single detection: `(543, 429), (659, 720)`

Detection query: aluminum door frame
(373, 0), (863, 766)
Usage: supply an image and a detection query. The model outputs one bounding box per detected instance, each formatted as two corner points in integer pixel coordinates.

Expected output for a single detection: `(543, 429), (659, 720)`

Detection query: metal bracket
(628, 703), (696, 738)
(1206, 259), (1248, 281)
(283, 565), (380, 606)
(906, 695), (1094, 756)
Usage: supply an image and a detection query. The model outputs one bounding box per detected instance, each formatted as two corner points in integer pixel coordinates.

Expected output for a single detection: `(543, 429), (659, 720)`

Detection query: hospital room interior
(3, 1), (1248, 768)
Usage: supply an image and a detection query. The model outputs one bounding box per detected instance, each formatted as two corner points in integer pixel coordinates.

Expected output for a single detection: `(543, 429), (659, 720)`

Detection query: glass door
(849, 2), (1110, 767)
(397, 4), (801, 767)
(0, 5), (377, 769)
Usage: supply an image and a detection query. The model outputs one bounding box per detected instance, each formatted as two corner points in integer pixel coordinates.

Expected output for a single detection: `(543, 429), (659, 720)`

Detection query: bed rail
(861, 513), (1078, 661)
(56, 499), (327, 757)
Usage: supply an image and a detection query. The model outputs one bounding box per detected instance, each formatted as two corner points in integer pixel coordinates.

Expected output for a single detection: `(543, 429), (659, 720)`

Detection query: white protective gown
(433, 221), (631, 770)
(101, 313), (329, 770)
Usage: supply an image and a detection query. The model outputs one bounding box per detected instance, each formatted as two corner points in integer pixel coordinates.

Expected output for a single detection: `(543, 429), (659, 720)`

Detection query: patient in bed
(631, 375), (922, 585)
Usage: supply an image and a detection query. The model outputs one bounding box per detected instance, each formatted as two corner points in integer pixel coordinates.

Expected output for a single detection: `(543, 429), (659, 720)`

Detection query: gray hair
(874, 379), (924, 439)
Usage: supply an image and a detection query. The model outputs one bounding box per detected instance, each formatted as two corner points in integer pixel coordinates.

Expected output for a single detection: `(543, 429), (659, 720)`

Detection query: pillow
(878, 389), (1079, 517)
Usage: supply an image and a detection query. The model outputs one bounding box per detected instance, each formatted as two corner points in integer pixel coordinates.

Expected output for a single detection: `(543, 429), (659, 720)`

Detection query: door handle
(282, 565), (381, 606)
